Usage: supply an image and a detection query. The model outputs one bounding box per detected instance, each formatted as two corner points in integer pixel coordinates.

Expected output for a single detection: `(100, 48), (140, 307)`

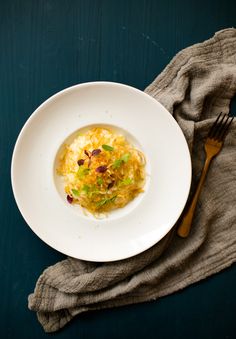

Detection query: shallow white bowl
(11, 82), (191, 262)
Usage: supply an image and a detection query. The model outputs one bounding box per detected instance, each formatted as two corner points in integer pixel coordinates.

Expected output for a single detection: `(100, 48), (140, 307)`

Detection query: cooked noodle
(57, 127), (146, 214)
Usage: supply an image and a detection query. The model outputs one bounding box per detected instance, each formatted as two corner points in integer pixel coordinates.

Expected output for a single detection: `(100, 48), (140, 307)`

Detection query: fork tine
(212, 113), (226, 138)
(220, 116), (234, 141)
(215, 114), (230, 139)
(208, 112), (222, 138)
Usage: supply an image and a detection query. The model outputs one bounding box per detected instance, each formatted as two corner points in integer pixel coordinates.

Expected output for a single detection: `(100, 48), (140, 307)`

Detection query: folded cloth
(28, 28), (236, 332)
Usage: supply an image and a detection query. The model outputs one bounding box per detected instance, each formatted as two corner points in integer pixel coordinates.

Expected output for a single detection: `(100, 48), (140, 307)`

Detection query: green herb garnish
(102, 144), (114, 151)
(96, 195), (117, 207)
(88, 185), (99, 197)
(119, 178), (133, 186)
(113, 159), (123, 169)
(113, 153), (131, 169)
(121, 153), (130, 163)
(77, 166), (90, 178)
(71, 189), (80, 196)
(83, 168), (90, 175)
(82, 185), (90, 194)
(97, 177), (103, 185)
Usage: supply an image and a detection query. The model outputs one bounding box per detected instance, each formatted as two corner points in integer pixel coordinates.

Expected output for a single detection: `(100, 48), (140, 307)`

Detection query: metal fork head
(208, 113), (234, 142)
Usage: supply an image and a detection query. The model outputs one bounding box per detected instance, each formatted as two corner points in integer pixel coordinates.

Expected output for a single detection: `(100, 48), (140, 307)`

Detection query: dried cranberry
(92, 149), (101, 156)
(77, 159), (85, 166)
(84, 150), (90, 157)
(67, 195), (73, 204)
(96, 165), (107, 173)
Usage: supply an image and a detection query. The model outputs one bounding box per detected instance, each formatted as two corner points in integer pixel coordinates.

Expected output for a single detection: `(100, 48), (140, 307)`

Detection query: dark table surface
(1, 0), (236, 338)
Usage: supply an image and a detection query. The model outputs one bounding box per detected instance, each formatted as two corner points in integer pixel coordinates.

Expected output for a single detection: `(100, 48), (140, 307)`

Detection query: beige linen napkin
(28, 28), (236, 332)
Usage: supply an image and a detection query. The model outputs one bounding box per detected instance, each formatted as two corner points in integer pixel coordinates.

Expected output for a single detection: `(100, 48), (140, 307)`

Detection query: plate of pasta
(11, 82), (191, 261)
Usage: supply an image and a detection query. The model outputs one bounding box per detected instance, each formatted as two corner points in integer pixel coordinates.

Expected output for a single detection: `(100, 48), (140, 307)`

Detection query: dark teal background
(1, 0), (236, 338)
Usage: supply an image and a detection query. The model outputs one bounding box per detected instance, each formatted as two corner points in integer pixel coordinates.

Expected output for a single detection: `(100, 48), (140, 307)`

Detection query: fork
(177, 113), (234, 238)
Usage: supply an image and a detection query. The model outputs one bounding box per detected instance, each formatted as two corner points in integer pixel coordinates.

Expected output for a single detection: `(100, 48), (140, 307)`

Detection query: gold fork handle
(177, 156), (213, 238)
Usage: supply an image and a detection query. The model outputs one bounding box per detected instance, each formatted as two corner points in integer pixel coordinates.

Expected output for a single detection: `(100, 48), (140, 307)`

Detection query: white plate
(11, 82), (191, 262)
